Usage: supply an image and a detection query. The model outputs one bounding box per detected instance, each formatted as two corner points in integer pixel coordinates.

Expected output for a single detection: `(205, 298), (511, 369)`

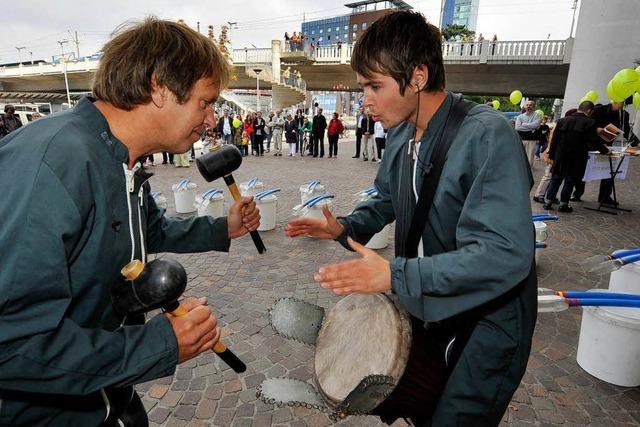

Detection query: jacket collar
(74, 96), (131, 165)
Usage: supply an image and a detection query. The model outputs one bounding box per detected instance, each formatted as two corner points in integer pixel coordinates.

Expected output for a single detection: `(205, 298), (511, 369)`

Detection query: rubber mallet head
(111, 258), (187, 316)
(197, 145), (243, 182)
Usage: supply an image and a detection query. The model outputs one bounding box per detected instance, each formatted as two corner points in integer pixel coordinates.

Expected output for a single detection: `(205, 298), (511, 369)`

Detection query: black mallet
(111, 258), (246, 373)
(196, 145), (266, 254)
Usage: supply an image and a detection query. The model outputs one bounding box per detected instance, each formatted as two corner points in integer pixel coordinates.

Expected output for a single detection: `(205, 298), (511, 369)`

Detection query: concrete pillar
(271, 40), (281, 84)
(562, 0), (640, 128)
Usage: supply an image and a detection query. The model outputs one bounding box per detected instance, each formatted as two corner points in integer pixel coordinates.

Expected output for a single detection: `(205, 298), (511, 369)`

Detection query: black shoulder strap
(405, 98), (475, 258)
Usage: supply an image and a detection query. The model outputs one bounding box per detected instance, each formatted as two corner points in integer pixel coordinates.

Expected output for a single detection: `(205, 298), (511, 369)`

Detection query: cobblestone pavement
(137, 140), (640, 427)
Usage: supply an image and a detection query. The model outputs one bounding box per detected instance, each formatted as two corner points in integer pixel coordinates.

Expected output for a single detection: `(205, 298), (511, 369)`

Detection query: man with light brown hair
(0, 18), (260, 426)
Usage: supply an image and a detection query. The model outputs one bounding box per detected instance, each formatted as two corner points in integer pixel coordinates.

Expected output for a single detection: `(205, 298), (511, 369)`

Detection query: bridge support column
(272, 40), (282, 84)
(562, 0), (640, 130)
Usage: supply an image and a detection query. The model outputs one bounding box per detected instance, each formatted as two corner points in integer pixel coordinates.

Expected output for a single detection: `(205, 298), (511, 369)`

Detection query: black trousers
(598, 178), (614, 202)
(312, 131), (325, 157)
(161, 152), (174, 164)
(354, 130), (363, 157)
(254, 135), (264, 155)
(572, 181), (585, 199)
(546, 174), (577, 204)
(375, 137), (386, 160)
(328, 134), (339, 156)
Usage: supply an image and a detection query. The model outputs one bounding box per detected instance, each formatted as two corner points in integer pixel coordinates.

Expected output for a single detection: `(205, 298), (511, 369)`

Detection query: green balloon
(634, 92), (640, 110)
(585, 90), (599, 102)
(636, 65), (640, 74)
(580, 97), (590, 104)
(607, 80), (626, 102)
(611, 68), (639, 100)
(509, 90), (523, 105)
(535, 109), (544, 117)
(492, 100), (500, 110)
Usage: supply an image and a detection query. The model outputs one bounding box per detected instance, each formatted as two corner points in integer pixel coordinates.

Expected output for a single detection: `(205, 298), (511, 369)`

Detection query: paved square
(138, 140), (640, 426)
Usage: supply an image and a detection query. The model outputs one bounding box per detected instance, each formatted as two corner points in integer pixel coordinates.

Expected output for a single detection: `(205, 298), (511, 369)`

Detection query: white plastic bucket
(172, 181), (197, 214)
(240, 180), (264, 197)
(293, 197), (333, 220)
(353, 189), (391, 250)
(366, 225), (391, 250)
(195, 192), (225, 218)
(534, 221), (547, 265)
(299, 182), (326, 203)
(256, 194), (277, 231)
(608, 262), (640, 294)
(151, 192), (167, 210)
(576, 292), (640, 387)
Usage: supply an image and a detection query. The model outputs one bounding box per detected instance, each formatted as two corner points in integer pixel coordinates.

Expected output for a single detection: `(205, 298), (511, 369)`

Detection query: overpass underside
(0, 63), (569, 99)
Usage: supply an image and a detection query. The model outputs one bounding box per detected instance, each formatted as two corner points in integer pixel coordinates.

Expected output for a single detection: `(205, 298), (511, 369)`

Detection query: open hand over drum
(285, 204), (344, 239)
(316, 237), (391, 295)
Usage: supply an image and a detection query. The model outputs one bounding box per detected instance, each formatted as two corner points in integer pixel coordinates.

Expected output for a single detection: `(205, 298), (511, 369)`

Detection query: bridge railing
(227, 39), (567, 65)
(231, 48), (272, 64)
(490, 40), (566, 61)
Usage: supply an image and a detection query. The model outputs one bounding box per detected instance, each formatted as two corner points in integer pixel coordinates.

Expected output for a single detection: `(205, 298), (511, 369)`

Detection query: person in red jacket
(327, 112), (344, 158)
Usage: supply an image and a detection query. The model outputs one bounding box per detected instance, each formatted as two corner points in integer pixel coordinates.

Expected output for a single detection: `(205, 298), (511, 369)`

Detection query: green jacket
(338, 93), (537, 425)
(0, 97), (231, 426)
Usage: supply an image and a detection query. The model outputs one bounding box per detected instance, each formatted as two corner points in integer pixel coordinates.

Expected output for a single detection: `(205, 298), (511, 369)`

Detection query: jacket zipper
(122, 164), (139, 263)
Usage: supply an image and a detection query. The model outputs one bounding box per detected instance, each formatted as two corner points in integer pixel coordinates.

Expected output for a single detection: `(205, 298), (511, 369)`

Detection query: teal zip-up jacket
(337, 93), (537, 425)
(0, 97), (231, 426)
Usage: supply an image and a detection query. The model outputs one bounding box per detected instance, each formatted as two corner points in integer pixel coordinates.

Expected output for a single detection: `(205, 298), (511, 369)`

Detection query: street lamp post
(15, 46), (26, 65)
(57, 40), (72, 107)
(253, 68), (263, 112)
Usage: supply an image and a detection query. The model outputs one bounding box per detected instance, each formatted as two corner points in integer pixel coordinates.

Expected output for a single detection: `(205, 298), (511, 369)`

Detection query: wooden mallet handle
(169, 304), (246, 373)
(223, 174), (266, 254)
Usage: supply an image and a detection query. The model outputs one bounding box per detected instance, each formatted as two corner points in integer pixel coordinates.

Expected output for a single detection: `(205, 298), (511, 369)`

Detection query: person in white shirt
(515, 100), (541, 168)
(374, 120), (386, 162)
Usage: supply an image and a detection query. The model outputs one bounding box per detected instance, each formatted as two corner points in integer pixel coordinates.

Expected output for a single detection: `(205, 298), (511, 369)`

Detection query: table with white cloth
(583, 150), (634, 214)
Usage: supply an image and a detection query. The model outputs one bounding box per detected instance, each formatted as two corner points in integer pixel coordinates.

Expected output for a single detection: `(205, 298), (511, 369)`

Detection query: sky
(0, 0), (580, 64)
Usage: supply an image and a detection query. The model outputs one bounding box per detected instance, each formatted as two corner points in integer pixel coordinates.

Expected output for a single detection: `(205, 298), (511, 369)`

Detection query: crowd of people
(515, 98), (635, 213)
(180, 106), (367, 160)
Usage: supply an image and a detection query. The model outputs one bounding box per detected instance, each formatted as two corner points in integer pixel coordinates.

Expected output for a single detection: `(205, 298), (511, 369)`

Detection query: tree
(207, 25), (215, 41)
(442, 24), (475, 42)
(218, 25), (231, 57)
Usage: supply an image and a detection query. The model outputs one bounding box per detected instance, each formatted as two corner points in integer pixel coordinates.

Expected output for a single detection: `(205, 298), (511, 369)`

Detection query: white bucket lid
(195, 192), (224, 203)
(582, 289), (640, 327)
(534, 221), (547, 231)
(172, 181), (197, 191)
(240, 181), (264, 189)
(300, 183), (325, 192)
(256, 194), (277, 203)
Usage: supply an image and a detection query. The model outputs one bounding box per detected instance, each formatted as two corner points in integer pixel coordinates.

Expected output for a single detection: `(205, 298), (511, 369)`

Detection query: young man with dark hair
(0, 18), (260, 426)
(286, 10), (536, 425)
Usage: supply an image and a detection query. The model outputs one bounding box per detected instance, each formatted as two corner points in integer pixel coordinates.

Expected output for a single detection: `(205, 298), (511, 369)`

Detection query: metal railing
(231, 48), (272, 64)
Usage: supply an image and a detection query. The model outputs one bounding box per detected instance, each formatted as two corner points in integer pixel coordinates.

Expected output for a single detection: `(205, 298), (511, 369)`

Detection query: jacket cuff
(145, 315), (179, 377)
(334, 217), (354, 251)
(210, 217), (231, 252)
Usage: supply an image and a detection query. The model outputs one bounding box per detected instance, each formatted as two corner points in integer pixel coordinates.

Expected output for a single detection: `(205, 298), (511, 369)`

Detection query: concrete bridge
(0, 38), (571, 109)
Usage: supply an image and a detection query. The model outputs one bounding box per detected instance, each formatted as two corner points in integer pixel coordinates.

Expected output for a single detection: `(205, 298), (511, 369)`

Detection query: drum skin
(314, 294), (412, 408)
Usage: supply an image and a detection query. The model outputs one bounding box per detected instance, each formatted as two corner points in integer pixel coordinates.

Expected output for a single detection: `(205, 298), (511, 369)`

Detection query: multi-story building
(301, 0), (412, 116)
(440, 0), (480, 31)
(301, 0), (412, 46)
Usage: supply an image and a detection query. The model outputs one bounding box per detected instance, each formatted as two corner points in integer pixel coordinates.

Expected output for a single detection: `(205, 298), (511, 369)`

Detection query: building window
(344, 25), (348, 30)
(362, 22), (367, 30)
(352, 32), (357, 39)
(328, 27), (331, 32)
(319, 37), (323, 42)
(353, 24), (358, 30)
(319, 29), (323, 33)
(311, 30), (315, 35)
(336, 27), (340, 32)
